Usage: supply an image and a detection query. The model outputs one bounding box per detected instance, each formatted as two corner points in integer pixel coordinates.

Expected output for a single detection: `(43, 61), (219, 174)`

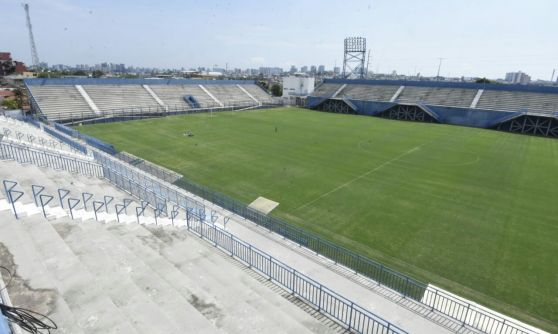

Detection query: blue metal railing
(43, 126), (88, 154)
(0, 141), (102, 177)
(54, 123), (116, 155)
(186, 216), (407, 334)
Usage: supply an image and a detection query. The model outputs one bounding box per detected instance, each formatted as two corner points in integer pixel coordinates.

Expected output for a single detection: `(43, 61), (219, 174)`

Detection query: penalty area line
(294, 145), (423, 211)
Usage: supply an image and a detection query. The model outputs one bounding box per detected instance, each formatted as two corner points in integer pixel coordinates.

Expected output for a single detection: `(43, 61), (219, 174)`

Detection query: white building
(505, 71), (531, 84)
(282, 76), (315, 97)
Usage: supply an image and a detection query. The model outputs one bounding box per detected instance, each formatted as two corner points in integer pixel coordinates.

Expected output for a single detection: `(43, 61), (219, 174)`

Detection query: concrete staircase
(0, 161), (345, 334)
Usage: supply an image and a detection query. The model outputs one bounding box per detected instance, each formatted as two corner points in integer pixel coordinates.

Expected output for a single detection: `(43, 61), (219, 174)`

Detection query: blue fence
(0, 141), (102, 177)
(43, 126), (88, 154)
(25, 78), (256, 86)
(186, 216), (407, 334)
(93, 151), (205, 216)
(54, 123), (116, 154)
(22, 115), (41, 128)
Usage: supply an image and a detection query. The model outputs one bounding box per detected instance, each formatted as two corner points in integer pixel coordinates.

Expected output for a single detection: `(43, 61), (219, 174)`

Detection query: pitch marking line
(295, 145), (423, 211)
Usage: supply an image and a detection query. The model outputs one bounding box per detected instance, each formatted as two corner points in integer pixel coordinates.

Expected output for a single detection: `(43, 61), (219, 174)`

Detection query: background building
(282, 76), (315, 97)
(505, 71), (531, 84)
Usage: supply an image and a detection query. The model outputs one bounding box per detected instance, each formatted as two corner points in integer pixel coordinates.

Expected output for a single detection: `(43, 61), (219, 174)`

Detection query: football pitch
(78, 107), (558, 331)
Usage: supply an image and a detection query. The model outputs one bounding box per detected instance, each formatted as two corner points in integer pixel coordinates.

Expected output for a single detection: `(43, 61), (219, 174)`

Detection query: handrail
(0, 141), (102, 177)
(186, 215), (407, 334)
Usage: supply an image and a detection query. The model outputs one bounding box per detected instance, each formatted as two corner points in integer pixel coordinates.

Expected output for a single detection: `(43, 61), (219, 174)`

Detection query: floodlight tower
(342, 37), (366, 79)
(23, 3), (40, 69)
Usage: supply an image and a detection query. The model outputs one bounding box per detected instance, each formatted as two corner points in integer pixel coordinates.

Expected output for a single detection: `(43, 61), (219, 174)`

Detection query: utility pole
(22, 3), (40, 69)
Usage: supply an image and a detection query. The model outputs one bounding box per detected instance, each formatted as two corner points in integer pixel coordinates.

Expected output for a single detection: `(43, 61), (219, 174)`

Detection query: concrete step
(109, 223), (340, 334)
(0, 214), (86, 334)
(14, 214), (141, 334)
(52, 219), (222, 334)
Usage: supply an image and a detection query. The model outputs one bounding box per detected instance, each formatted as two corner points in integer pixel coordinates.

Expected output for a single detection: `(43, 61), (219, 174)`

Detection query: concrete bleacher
(312, 83), (343, 97)
(149, 84), (218, 109)
(396, 87), (477, 108)
(204, 84), (257, 106)
(0, 160), (346, 334)
(83, 85), (162, 113)
(242, 84), (274, 103)
(338, 84), (400, 101)
(476, 90), (558, 115)
(28, 85), (96, 121)
(27, 81), (276, 123)
(0, 116), (88, 157)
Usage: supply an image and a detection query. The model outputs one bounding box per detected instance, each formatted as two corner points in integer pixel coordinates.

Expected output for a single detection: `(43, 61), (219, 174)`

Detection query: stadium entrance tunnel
(315, 98), (357, 114)
(377, 104), (439, 123)
(495, 114), (558, 137)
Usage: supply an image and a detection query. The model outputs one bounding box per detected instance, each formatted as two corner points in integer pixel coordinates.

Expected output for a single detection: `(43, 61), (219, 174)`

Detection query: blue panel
(322, 78), (558, 95)
(425, 106), (523, 128)
(25, 78), (255, 86)
(349, 100), (396, 116)
(0, 314), (10, 334)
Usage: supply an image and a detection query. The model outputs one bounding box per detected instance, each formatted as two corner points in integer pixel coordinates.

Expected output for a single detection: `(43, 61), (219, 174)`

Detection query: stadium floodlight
(342, 37), (367, 79)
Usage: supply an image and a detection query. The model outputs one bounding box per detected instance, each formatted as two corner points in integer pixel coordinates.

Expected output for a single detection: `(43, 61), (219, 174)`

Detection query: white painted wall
(282, 76), (315, 97)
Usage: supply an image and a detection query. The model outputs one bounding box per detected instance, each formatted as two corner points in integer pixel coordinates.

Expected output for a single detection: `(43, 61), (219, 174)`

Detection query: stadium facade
(308, 79), (558, 137)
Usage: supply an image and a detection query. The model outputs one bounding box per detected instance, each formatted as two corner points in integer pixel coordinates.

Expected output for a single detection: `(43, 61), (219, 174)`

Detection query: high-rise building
(310, 65), (317, 74)
(505, 71), (531, 84)
(300, 66), (308, 73)
(333, 67), (340, 75)
(318, 65), (325, 74)
(289, 65), (297, 74)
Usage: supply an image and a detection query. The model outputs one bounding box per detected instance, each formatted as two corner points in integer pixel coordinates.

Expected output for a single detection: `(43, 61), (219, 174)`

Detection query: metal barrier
(94, 151), (204, 216)
(38, 101), (278, 125)
(0, 141), (103, 178)
(173, 177), (538, 334)
(115, 151), (182, 183)
(54, 123), (116, 154)
(43, 126), (88, 154)
(185, 214), (407, 334)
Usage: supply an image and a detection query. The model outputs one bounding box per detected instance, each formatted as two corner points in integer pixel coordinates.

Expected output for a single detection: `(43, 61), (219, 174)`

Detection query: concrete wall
(24, 78), (256, 86)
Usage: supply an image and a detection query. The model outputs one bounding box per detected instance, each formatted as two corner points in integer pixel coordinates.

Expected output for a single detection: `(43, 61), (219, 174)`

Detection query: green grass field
(79, 107), (558, 331)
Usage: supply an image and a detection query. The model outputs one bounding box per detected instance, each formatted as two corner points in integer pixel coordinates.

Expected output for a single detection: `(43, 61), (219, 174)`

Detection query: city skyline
(1, 0), (557, 80)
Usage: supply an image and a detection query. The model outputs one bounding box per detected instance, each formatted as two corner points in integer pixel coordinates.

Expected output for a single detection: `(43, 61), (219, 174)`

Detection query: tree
(13, 88), (24, 109)
(92, 70), (104, 78)
(1, 99), (19, 110)
(270, 83), (282, 97)
(475, 77), (491, 84)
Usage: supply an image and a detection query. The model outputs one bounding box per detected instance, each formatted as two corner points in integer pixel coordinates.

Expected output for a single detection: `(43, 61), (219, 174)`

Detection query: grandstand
(27, 85), (98, 121)
(149, 84), (220, 109)
(25, 78), (277, 123)
(309, 79), (558, 137)
(82, 84), (162, 112)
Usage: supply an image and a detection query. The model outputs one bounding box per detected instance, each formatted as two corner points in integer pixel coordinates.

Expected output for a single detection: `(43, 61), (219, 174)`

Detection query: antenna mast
(23, 3), (40, 69)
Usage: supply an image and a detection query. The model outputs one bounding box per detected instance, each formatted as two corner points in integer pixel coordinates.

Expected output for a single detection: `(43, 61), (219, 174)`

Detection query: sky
(1, 0), (557, 80)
